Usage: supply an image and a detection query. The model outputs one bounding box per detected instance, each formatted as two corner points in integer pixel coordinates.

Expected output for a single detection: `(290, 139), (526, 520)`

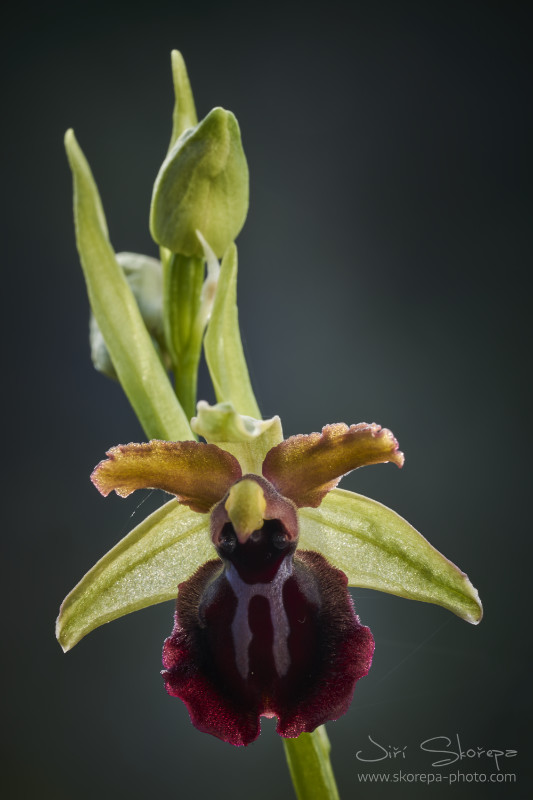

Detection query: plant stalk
(283, 727), (340, 800)
(162, 251), (205, 421)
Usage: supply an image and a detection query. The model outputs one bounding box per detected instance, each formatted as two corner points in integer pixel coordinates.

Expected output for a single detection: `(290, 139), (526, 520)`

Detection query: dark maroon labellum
(162, 517), (374, 746)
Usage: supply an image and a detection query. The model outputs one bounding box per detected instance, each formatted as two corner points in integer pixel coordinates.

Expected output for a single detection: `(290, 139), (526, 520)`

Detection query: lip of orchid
(162, 514), (375, 746)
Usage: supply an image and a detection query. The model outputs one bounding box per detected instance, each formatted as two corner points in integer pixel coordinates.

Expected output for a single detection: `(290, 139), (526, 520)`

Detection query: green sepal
(168, 50), (198, 151)
(150, 107), (249, 258)
(65, 130), (193, 442)
(299, 488), (482, 624)
(204, 244), (261, 418)
(56, 500), (213, 652)
(191, 400), (283, 473)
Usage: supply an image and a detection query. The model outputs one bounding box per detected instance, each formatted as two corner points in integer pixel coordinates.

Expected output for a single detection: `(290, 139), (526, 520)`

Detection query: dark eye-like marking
(218, 528), (237, 555)
(271, 530), (289, 550)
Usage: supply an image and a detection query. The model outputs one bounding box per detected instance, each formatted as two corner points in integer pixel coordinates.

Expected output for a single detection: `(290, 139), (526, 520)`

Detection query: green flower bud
(90, 252), (168, 379)
(150, 107), (249, 258)
(119, 252), (164, 339)
(89, 314), (115, 378)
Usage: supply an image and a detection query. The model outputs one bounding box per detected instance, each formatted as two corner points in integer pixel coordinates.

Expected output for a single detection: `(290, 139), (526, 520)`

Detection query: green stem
(163, 251), (205, 421)
(283, 727), (340, 800)
(174, 355), (199, 424)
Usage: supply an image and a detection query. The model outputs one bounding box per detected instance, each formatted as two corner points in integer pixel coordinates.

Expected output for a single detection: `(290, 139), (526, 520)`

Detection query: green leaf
(168, 50), (198, 150)
(191, 401), (282, 473)
(283, 727), (340, 800)
(204, 245), (261, 418)
(56, 500), (214, 652)
(299, 488), (482, 624)
(65, 130), (193, 442)
(150, 107), (249, 258)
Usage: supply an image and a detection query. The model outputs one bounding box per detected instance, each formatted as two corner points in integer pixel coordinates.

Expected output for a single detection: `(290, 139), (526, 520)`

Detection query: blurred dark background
(3, 1), (531, 797)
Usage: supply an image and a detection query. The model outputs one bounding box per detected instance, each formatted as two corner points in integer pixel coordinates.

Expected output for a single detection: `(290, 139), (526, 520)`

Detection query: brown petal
(262, 423), (404, 508)
(91, 440), (242, 513)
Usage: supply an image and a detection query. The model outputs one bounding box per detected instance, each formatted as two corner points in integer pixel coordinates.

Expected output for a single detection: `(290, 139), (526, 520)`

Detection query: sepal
(299, 488), (482, 624)
(191, 400), (283, 473)
(56, 500), (213, 651)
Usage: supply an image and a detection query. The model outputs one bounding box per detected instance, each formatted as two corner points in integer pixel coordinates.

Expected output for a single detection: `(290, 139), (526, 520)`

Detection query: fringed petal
(91, 439), (242, 513)
(263, 422), (404, 508)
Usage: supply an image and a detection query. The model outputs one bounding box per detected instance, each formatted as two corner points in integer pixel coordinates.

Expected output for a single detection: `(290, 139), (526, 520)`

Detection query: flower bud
(150, 107), (249, 258)
(90, 252), (167, 379)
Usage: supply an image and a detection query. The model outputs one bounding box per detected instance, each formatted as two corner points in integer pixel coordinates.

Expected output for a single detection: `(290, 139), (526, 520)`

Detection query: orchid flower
(56, 402), (481, 746)
(58, 49), (482, 798)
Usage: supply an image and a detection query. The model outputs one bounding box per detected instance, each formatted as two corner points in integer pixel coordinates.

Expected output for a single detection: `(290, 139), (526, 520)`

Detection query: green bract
(150, 107), (249, 258)
(204, 244), (261, 418)
(64, 130), (193, 443)
(168, 50), (198, 149)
